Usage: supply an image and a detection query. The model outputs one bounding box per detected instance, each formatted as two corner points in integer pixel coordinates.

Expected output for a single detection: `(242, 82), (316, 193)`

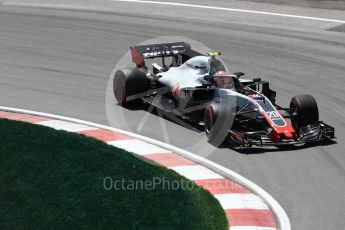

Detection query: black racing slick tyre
(113, 68), (150, 105)
(204, 103), (233, 146)
(290, 94), (319, 129)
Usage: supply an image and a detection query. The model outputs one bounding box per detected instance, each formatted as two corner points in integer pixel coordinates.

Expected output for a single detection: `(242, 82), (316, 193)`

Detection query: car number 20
(266, 111), (280, 119)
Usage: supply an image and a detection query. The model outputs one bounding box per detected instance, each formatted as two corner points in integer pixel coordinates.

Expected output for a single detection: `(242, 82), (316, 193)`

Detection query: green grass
(0, 118), (228, 230)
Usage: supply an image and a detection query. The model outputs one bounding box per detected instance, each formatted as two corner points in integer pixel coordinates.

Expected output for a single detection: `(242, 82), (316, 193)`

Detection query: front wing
(229, 122), (335, 147)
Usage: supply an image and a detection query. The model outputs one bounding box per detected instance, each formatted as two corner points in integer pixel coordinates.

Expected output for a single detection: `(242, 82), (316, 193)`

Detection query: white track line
(107, 139), (171, 155)
(37, 120), (97, 132)
(114, 0), (345, 24)
(170, 165), (224, 180)
(215, 193), (269, 210)
(230, 227), (277, 230)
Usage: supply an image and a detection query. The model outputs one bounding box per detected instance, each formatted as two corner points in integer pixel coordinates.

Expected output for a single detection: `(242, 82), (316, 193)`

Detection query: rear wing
(130, 42), (202, 67)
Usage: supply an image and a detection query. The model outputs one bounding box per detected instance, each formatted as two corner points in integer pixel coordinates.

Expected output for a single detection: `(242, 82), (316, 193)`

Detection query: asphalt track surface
(0, 2), (345, 230)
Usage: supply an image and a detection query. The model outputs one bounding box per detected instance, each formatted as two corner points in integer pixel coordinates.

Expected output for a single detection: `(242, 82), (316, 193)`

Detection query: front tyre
(290, 94), (319, 130)
(204, 106), (216, 140)
(204, 104), (232, 146)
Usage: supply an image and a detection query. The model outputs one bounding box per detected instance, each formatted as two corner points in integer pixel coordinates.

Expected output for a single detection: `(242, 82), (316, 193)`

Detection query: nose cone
(284, 130), (293, 139)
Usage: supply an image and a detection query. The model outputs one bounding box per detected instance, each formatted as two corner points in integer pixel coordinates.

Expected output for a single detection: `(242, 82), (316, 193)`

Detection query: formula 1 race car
(113, 42), (335, 147)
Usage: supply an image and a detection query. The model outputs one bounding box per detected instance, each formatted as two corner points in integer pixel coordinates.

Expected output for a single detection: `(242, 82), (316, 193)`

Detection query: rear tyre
(113, 68), (150, 105)
(290, 94), (319, 130)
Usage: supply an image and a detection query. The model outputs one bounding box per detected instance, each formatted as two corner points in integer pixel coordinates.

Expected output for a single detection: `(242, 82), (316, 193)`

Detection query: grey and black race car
(113, 42), (335, 147)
